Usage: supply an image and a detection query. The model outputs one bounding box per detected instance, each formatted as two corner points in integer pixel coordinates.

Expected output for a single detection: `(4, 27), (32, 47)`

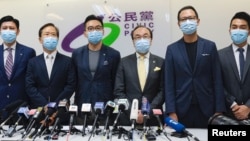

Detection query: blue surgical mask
(135, 38), (150, 54)
(1, 30), (17, 43)
(230, 29), (249, 44)
(43, 37), (58, 51)
(87, 30), (103, 44)
(180, 20), (197, 35)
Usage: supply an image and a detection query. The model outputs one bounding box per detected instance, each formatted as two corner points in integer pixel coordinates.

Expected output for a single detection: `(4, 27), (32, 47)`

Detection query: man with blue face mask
(218, 12), (250, 121)
(164, 5), (226, 128)
(0, 15), (36, 120)
(114, 25), (164, 126)
(26, 23), (76, 125)
(71, 15), (121, 125)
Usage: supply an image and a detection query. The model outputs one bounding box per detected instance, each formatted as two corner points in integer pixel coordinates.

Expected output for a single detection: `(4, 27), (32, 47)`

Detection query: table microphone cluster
(0, 98), (178, 141)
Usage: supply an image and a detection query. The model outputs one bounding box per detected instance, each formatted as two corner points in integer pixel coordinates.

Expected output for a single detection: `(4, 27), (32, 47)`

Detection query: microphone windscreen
(130, 99), (138, 120)
(152, 109), (162, 115)
(165, 117), (185, 133)
(3, 100), (23, 112)
(46, 108), (56, 116)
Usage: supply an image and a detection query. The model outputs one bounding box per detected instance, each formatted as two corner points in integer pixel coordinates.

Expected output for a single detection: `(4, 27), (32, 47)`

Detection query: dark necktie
(238, 48), (245, 80)
(5, 48), (13, 80)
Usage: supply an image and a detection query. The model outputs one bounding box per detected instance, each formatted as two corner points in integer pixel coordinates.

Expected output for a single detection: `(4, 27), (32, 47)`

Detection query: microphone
(130, 99), (138, 130)
(6, 106), (29, 137)
(88, 102), (104, 141)
(103, 101), (116, 136)
(2, 100), (23, 113)
(68, 105), (78, 134)
(141, 96), (150, 133)
(48, 99), (69, 138)
(113, 99), (129, 128)
(0, 101), (27, 129)
(34, 102), (56, 139)
(22, 107), (43, 139)
(208, 114), (247, 125)
(165, 117), (200, 141)
(152, 109), (163, 131)
(81, 103), (92, 136)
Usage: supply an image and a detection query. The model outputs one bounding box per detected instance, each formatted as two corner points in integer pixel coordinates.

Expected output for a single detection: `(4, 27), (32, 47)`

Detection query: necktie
(46, 55), (53, 79)
(5, 48), (13, 80)
(138, 56), (146, 91)
(238, 48), (245, 80)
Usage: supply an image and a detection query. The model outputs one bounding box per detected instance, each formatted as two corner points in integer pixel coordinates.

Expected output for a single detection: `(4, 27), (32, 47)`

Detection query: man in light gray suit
(219, 11), (250, 121)
(114, 25), (164, 126)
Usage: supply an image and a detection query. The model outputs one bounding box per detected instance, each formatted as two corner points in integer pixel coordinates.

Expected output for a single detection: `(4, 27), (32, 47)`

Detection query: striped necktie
(5, 48), (13, 80)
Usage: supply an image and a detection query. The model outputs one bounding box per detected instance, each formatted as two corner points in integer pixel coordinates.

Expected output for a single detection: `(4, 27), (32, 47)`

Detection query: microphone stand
(82, 113), (88, 136)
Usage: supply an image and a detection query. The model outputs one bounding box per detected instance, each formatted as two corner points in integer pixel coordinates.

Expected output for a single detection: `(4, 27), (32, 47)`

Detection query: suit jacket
(26, 52), (75, 108)
(218, 44), (250, 119)
(165, 37), (226, 119)
(0, 42), (36, 110)
(114, 53), (164, 125)
(71, 44), (121, 111)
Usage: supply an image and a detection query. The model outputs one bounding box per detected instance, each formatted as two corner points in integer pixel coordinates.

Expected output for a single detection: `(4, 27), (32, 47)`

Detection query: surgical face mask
(1, 30), (17, 43)
(43, 37), (58, 51)
(87, 30), (103, 44)
(180, 20), (197, 35)
(135, 38), (150, 54)
(230, 29), (249, 44)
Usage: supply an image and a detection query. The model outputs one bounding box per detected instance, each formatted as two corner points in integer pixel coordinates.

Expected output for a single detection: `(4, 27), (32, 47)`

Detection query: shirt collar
(136, 52), (150, 59)
(232, 44), (248, 53)
(4, 42), (16, 51)
(44, 50), (57, 59)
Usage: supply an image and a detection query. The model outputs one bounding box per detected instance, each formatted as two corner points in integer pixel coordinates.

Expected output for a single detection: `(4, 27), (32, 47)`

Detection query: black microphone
(22, 107), (43, 139)
(68, 105), (78, 134)
(2, 100), (23, 113)
(33, 102), (56, 140)
(88, 102), (104, 141)
(103, 101), (116, 136)
(0, 101), (27, 129)
(48, 99), (69, 139)
(81, 103), (92, 136)
(112, 99), (129, 128)
(152, 109), (163, 131)
(6, 106), (29, 137)
(165, 117), (200, 141)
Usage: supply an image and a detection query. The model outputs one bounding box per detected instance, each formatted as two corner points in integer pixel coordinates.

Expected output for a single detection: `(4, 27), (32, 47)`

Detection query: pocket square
(103, 60), (109, 65)
(202, 53), (210, 56)
(154, 67), (161, 71)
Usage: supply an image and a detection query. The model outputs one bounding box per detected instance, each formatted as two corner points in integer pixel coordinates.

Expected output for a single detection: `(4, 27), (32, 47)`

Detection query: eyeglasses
(133, 35), (151, 41)
(179, 16), (197, 22)
(86, 26), (103, 32)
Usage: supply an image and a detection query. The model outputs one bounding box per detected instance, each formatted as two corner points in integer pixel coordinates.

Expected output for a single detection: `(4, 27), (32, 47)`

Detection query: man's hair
(230, 11), (250, 28)
(83, 14), (103, 31)
(130, 25), (153, 40)
(38, 23), (59, 37)
(177, 5), (199, 21)
(0, 15), (19, 29)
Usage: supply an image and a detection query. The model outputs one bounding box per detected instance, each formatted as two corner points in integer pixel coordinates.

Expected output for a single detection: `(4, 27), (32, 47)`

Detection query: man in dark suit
(114, 25), (164, 126)
(164, 5), (226, 128)
(219, 12), (250, 121)
(71, 15), (121, 124)
(26, 23), (75, 110)
(0, 15), (36, 119)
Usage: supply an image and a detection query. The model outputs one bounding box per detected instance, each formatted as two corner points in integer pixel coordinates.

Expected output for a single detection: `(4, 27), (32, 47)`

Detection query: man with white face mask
(114, 25), (164, 126)
(164, 5), (226, 128)
(0, 15), (36, 120)
(219, 12), (250, 121)
(26, 23), (75, 113)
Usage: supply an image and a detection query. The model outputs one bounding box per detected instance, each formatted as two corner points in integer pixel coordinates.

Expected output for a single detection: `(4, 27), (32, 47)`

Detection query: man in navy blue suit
(0, 15), (36, 118)
(71, 15), (121, 124)
(26, 23), (75, 110)
(164, 5), (226, 128)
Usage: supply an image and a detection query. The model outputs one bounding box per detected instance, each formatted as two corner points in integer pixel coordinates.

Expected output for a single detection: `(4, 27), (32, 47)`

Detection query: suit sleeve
(113, 60), (127, 99)
(25, 59), (48, 107)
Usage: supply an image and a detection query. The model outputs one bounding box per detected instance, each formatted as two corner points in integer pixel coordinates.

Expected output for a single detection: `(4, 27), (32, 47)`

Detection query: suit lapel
(178, 41), (192, 72)
(227, 46), (241, 81)
(193, 40), (203, 74)
(11, 44), (23, 79)
(0, 45), (8, 80)
(242, 45), (250, 82)
(82, 47), (92, 80)
(39, 54), (50, 81)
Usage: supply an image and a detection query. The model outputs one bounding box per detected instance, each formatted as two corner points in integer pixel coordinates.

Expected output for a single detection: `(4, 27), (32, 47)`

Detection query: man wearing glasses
(164, 5), (226, 128)
(114, 25), (164, 126)
(71, 14), (121, 125)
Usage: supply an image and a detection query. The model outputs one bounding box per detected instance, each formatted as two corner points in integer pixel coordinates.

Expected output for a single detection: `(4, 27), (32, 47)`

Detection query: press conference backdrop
(1, 0), (250, 58)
